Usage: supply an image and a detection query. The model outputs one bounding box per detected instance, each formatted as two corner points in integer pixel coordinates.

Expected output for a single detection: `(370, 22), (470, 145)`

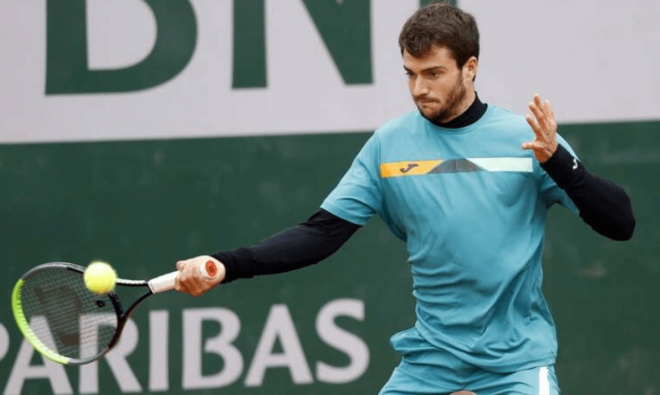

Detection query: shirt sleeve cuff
(212, 247), (257, 284)
(540, 143), (584, 190)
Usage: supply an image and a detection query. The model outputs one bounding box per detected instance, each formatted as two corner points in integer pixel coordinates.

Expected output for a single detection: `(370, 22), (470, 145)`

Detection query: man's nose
(412, 78), (429, 97)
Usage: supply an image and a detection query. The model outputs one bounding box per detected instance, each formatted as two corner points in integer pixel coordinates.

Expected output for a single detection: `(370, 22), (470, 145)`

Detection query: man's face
(403, 46), (474, 124)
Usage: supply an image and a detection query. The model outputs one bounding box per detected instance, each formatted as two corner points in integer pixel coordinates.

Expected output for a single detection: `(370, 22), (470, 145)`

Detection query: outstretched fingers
(521, 93), (559, 163)
(527, 94), (554, 136)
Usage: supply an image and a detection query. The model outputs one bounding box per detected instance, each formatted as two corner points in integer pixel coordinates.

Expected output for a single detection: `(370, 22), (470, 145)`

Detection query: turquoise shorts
(379, 328), (560, 395)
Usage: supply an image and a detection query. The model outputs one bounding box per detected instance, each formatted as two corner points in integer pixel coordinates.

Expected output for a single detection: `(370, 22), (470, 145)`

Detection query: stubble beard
(416, 72), (469, 125)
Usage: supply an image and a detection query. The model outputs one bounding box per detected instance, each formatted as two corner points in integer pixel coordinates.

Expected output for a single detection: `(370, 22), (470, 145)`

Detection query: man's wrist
(540, 144), (583, 189)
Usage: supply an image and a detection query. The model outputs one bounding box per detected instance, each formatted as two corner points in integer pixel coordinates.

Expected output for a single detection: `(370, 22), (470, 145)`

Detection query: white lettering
(245, 305), (313, 387)
(182, 308), (243, 389)
(0, 323), (9, 362)
(149, 310), (169, 391)
(77, 312), (117, 361)
(4, 317), (72, 395)
(1, 300), (369, 393)
(79, 317), (141, 393)
(315, 299), (369, 383)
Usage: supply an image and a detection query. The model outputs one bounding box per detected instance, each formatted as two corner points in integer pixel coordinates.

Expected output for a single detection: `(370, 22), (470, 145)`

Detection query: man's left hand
(522, 93), (558, 163)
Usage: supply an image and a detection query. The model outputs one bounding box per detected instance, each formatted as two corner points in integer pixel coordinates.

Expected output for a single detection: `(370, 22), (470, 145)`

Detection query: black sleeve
(212, 209), (361, 283)
(541, 144), (635, 241)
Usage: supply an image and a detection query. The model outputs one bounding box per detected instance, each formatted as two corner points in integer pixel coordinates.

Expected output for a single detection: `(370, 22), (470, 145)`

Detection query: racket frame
(12, 262), (155, 365)
(13, 259), (216, 365)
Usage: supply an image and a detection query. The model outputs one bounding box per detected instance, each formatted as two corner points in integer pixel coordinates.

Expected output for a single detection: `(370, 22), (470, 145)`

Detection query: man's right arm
(176, 133), (382, 296)
(175, 209), (360, 296)
(213, 209), (360, 283)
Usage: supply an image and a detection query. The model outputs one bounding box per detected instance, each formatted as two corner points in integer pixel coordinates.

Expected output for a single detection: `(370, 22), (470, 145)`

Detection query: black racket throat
(106, 288), (154, 350)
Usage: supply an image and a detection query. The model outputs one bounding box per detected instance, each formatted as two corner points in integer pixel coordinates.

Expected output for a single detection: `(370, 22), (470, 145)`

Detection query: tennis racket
(11, 259), (219, 365)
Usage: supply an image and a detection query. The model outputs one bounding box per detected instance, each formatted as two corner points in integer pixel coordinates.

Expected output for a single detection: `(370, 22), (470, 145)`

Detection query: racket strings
(20, 267), (118, 360)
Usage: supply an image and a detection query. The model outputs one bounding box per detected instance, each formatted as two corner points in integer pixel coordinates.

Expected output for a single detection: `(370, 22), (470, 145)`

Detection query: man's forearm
(541, 144), (635, 241)
(212, 209), (361, 283)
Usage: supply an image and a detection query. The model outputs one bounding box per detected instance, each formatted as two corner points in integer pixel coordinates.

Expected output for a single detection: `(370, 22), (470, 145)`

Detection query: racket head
(12, 262), (122, 365)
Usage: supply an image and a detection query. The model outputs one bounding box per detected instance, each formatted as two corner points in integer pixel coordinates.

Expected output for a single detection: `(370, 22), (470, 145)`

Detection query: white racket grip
(148, 272), (178, 293)
(149, 260), (220, 294)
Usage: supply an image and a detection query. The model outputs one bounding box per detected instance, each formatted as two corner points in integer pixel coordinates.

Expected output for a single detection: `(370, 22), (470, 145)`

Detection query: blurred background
(0, 1), (658, 394)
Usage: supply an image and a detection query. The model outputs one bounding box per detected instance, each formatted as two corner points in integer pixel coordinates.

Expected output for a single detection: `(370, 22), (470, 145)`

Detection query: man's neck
(433, 92), (487, 129)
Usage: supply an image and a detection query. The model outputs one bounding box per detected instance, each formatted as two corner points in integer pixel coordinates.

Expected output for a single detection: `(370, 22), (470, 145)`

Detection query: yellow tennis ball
(84, 261), (117, 294)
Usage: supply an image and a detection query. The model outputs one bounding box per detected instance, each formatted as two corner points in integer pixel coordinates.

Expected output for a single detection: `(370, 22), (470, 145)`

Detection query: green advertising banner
(0, 120), (658, 394)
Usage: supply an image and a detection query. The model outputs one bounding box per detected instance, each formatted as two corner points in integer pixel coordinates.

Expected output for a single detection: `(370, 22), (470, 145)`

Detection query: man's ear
(463, 56), (478, 82)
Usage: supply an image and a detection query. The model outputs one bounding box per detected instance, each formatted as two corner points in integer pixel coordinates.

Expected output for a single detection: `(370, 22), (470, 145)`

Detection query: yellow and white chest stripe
(380, 158), (532, 178)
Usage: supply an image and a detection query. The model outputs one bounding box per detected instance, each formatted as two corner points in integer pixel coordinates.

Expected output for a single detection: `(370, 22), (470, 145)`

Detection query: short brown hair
(398, 1), (480, 68)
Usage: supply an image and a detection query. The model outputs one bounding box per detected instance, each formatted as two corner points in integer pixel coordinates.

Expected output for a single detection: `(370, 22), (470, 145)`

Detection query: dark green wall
(0, 120), (657, 394)
(544, 121), (659, 394)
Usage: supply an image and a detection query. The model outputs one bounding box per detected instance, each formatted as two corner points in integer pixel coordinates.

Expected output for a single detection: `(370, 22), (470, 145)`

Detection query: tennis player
(175, 2), (635, 394)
